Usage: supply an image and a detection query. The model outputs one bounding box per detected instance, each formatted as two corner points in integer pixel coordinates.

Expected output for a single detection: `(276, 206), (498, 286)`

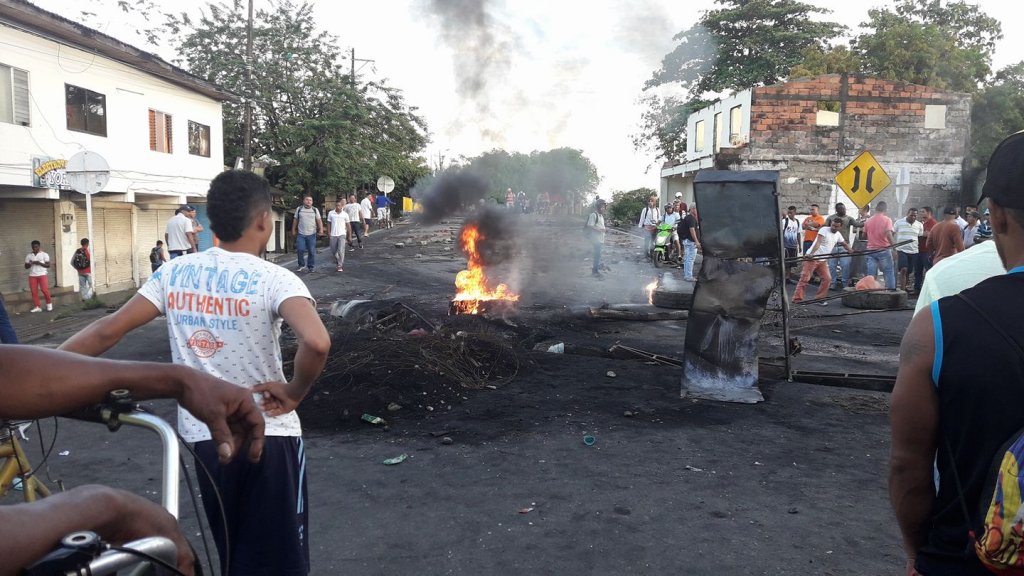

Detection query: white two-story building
(0, 0), (231, 308)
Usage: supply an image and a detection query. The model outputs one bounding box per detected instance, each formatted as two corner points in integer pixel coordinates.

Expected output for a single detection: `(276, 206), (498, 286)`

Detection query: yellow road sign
(835, 151), (891, 209)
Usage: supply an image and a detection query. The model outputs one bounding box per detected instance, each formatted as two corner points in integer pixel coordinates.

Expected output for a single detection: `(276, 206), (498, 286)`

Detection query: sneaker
(297, 266), (308, 272)
(336, 266), (343, 272)
(591, 272), (604, 280)
(46, 303), (52, 311)
(358, 244), (364, 249)
(683, 276), (697, 282)
(29, 306), (41, 313)
(819, 301), (829, 306)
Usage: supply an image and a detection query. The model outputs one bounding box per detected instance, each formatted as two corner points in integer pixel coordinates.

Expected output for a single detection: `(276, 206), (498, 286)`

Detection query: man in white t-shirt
(359, 192), (374, 237)
(61, 170), (331, 576)
(326, 198), (352, 272)
(894, 208), (925, 293)
(24, 240), (52, 312)
(586, 200), (607, 277)
(344, 194), (364, 249)
(165, 204), (198, 258)
(793, 217), (850, 305)
(637, 195), (662, 257)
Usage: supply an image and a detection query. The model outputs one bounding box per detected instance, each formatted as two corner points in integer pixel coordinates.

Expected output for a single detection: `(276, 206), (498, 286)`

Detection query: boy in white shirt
(326, 198), (353, 272)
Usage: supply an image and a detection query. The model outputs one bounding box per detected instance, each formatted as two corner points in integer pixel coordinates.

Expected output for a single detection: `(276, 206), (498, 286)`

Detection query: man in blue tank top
(890, 131), (1024, 576)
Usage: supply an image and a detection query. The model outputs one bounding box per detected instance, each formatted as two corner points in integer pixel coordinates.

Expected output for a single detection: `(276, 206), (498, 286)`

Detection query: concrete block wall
(733, 74), (971, 212)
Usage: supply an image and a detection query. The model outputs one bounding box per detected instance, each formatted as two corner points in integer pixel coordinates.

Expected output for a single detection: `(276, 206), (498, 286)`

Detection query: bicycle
(22, 390), (201, 576)
(0, 420), (52, 502)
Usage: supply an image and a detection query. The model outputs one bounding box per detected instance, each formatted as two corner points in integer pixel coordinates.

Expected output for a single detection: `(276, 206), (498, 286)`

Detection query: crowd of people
(786, 198), (994, 304)
(291, 190), (390, 273)
(633, 192), (701, 280)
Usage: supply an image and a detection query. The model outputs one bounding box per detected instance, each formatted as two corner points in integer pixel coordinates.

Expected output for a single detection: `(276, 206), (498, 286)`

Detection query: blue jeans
(296, 234), (317, 269)
(0, 294), (17, 344)
(828, 246), (851, 287)
(865, 249), (896, 290)
(592, 241), (603, 274)
(682, 240), (697, 278)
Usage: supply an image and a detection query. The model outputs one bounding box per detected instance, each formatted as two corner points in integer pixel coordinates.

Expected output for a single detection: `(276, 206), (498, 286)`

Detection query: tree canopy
(170, 1), (430, 206)
(462, 148), (601, 204)
(638, 0), (844, 161)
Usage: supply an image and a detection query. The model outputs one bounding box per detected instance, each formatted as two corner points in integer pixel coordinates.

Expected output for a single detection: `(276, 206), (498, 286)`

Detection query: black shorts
(194, 436), (309, 576)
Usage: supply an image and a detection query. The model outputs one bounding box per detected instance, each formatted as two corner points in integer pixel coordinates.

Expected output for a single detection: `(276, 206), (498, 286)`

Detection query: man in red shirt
(929, 206), (965, 265)
(864, 201), (896, 289)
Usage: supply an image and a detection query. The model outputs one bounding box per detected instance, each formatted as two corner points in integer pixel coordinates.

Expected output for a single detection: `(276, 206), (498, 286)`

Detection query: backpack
(149, 247), (162, 265)
(71, 248), (89, 270)
(949, 293), (1024, 573)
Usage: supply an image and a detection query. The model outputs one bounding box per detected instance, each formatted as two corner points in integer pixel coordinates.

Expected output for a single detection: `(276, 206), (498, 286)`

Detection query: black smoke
(413, 170), (489, 224)
(464, 207), (518, 267)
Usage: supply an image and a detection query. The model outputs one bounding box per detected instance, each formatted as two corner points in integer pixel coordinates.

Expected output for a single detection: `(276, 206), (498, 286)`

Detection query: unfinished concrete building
(660, 74), (972, 213)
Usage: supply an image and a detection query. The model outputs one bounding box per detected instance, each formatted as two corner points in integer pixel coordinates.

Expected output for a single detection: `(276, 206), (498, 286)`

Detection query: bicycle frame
(0, 422), (51, 502)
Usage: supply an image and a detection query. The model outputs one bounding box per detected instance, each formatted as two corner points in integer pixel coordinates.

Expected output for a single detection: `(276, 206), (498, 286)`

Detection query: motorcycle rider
(662, 203), (683, 265)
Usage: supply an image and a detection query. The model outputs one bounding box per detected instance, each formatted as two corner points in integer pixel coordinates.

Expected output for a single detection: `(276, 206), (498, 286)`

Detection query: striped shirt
(894, 217), (924, 254)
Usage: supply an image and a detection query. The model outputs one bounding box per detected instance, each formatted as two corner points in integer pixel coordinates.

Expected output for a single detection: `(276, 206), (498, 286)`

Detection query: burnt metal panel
(681, 170), (784, 403)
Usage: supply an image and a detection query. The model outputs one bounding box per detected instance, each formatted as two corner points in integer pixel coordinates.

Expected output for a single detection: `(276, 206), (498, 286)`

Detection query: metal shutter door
(136, 209), (159, 281)
(0, 200), (55, 294)
(100, 208), (133, 289)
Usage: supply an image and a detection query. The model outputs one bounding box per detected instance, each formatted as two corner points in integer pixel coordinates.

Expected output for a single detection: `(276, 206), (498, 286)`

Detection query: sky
(39, 0), (1024, 198)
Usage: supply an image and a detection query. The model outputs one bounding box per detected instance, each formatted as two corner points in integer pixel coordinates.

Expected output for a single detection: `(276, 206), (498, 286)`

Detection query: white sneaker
(29, 307), (41, 313)
(297, 266), (307, 272)
(46, 303), (52, 311)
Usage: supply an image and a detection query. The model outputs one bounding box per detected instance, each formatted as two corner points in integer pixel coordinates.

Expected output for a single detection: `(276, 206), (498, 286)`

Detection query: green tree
(971, 62), (1024, 166)
(788, 46), (863, 79)
(463, 148), (601, 209)
(172, 1), (428, 207)
(852, 0), (1001, 92)
(607, 188), (656, 226)
(638, 0), (844, 161)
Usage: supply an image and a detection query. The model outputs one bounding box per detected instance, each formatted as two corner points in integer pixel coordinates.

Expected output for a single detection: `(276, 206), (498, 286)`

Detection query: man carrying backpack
(890, 131), (1024, 576)
(150, 240), (168, 273)
(71, 238), (93, 301)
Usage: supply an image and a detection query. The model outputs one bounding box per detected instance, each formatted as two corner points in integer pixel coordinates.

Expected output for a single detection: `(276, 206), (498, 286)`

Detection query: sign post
(65, 151), (111, 276)
(835, 151), (891, 210)
(894, 167), (911, 217)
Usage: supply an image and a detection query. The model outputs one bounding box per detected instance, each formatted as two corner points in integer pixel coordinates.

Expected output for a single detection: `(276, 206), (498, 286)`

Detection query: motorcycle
(651, 223), (679, 268)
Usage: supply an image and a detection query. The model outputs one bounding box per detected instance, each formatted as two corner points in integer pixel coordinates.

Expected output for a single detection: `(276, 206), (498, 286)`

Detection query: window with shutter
(0, 63), (29, 126)
(148, 109), (172, 153)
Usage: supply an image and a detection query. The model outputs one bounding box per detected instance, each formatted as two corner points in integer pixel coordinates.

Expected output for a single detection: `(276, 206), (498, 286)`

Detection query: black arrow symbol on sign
(851, 166), (861, 192)
(866, 167), (876, 193)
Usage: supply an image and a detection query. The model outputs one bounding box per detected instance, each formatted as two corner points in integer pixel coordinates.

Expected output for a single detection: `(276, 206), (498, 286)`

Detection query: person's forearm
(0, 347), (195, 418)
(287, 341), (329, 403)
(890, 461), (934, 558)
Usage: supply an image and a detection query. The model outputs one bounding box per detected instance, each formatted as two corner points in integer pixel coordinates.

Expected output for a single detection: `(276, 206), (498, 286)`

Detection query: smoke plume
(463, 207), (519, 268)
(412, 170), (490, 224)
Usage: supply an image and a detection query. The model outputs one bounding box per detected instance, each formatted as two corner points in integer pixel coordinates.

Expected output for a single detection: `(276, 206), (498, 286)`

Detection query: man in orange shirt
(802, 203), (825, 254)
(929, 206), (965, 265)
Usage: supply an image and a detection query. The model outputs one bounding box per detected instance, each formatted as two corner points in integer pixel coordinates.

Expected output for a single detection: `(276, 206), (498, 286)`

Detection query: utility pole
(350, 47), (374, 89)
(243, 0), (254, 171)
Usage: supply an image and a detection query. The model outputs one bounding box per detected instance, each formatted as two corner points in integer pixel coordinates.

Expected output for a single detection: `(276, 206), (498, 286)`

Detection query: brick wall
(731, 74), (970, 212)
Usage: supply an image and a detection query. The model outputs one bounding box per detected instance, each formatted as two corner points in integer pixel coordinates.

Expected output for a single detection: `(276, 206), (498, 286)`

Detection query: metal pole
(243, 0), (254, 171)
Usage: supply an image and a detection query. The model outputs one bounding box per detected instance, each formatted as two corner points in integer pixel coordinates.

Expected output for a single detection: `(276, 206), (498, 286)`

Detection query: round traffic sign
(65, 151), (110, 195)
(376, 176), (395, 194)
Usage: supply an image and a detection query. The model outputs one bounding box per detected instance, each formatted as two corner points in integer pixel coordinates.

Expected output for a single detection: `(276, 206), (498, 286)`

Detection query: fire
(451, 223), (519, 314)
(645, 280), (658, 305)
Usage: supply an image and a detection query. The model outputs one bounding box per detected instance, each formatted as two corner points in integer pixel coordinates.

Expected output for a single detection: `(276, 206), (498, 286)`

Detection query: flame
(452, 223), (519, 314)
(645, 280), (658, 305)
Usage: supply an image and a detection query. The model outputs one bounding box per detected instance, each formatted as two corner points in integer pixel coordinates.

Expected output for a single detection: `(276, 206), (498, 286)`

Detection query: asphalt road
(6, 214), (909, 575)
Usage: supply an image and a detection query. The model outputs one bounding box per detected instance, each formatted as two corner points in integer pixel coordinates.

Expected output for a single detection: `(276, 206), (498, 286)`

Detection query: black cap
(180, 204), (196, 212)
(943, 206), (957, 215)
(981, 131), (1024, 209)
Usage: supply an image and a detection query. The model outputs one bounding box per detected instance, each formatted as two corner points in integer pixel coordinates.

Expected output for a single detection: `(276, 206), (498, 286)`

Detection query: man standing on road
(165, 205), (197, 259)
(890, 131), (1024, 576)
(962, 211), (981, 248)
(782, 205), (800, 283)
(344, 194), (364, 249)
(919, 206), (938, 271)
(327, 199), (352, 272)
(586, 200), (607, 278)
(802, 203), (825, 255)
(864, 201), (897, 290)
(929, 206), (965, 266)
(150, 240), (168, 273)
(292, 195), (323, 272)
(680, 205), (701, 281)
(359, 192), (374, 237)
(24, 240), (51, 312)
(638, 195), (661, 258)
(793, 217), (850, 305)
(71, 238), (93, 301)
(894, 208), (925, 294)
(61, 170), (331, 576)
(826, 202), (859, 289)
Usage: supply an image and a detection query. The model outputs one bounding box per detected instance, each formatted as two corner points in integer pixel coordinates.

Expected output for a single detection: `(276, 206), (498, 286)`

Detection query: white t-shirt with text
(139, 247), (314, 442)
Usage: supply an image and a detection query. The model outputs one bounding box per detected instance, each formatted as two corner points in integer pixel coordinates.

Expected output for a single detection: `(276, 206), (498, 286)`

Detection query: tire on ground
(840, 288), (907, 310)
(652, 288), (692, 310)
